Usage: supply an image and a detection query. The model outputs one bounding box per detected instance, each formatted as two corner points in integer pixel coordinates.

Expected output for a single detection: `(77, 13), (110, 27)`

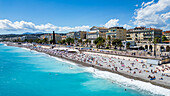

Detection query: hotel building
(126, 27), (162, 43)
(106, 27), (127, 40)
(86, 26), (108, 44)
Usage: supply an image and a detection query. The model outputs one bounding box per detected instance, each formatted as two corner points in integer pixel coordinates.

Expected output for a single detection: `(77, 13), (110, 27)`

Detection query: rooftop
(109, 27), (124, 29)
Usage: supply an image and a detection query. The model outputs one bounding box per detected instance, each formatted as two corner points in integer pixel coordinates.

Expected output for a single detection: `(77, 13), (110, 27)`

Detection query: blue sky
(0, 0), (169, 34)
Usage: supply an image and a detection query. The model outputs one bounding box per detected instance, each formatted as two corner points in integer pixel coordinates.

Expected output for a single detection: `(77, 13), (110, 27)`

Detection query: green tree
(66, 37), (74, 45)
(112, 39), (121, 49)
(153, 37), (160, 57)
(43, 38), (49, 44)
(61, 40), (66, 44)
(107, 35), (111, 49)
(162, 35), (168, 42)
(153, 37), (160, 44)
(78, 39), (82, 44)
(94, 37), (105, 48)
(118, 42), (123, 50)
(88, 40), (91, 44)
(126, 42), (130, 49)
(84, 39), (89, 47)
(139, 46), (144, 50)
(50, 40), (53, 44)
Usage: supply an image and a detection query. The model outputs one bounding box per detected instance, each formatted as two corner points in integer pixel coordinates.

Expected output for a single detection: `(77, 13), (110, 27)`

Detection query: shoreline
(42, 50), (170, 89)
(3, 43), (170, 89)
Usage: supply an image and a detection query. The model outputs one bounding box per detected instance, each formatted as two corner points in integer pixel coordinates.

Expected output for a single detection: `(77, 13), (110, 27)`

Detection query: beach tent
(41, 46), (50, 49)
(67, 49), (79, 53)
(53, 47), (70, 51)
(147, 59), (160, 65)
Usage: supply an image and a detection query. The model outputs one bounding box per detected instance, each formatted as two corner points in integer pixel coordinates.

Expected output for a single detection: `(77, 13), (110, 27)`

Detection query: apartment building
(126, 27), (162, 43)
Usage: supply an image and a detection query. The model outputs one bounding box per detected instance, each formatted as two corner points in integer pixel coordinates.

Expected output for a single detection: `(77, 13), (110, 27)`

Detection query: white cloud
(123, 24), (132, 29)
(104, 19), (132, 29)
(141, 0), (154, 7)
(161, 12), (170, 20)
(133, 0), (170, 29)
(104, 19), (119, 28)
(0, 19), (90, 32)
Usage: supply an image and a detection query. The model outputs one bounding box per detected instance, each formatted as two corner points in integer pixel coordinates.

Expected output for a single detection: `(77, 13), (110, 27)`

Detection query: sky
(0, 0), (169, 34)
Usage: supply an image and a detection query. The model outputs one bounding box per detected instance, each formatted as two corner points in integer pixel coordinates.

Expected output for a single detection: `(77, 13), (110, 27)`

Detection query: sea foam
(84, 67), (170, 96)
(19, 46), (170, 96)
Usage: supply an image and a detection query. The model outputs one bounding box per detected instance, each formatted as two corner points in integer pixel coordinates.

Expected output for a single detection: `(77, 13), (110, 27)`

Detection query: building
(162, 31), (170, 40)
(40, 33), (61, 43)
(126, 27), (162, 43)
(86, 26), (108, 44)
(66, 32), (75, 38)
(74, 31), (87, 39)
(66, 31), (87, 39)
(61, 36), (67, 40)
(21, 35), (39, 41)
(106, 27), (126, 40)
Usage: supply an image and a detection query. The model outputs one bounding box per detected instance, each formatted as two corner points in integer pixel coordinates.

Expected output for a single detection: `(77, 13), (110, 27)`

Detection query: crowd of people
(5, 42), (170, 86)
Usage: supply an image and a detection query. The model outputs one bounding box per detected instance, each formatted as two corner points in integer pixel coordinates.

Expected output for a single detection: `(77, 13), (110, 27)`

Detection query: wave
(12, 46), (170, 96)
(84, 67), (170, 96)
(51, 56), (77, 66)
(3, 44), (7, 46)
(21, 47), (31, 51)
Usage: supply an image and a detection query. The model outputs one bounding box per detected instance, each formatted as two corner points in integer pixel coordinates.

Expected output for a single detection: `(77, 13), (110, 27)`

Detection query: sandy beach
(3, 42), (170, 89)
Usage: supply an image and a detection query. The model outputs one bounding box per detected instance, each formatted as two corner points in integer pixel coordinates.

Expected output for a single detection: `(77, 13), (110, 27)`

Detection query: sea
(0, 43), (169, 96)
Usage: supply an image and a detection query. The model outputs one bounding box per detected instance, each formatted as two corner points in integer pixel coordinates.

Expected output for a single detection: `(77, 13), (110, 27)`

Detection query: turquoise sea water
(0, 43), (169, 96)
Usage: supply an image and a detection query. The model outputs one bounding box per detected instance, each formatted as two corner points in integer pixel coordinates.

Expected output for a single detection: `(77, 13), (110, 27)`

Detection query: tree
(85, 39), (89, 44)
(118, 42), (123, 50)
(153, 37), (160, 44)
(153, 37), (160, 57)
(78, 39), (82, 43)
(88, 40), (91, 44)
(126, 42), (130, 49)
(139, 46), (144, 50)
(34, 39), (43, 44)
(61, 40), (66, 44)
(84, 39), (89, 47)
(94, 37), (105, 48)
(162, 35), (168, 42)
(78, 39), (82, 46)
(112, 39), (121, 49)
(107, 35), (111, 49)
(50, 40), (53, 44)
(42, 38), (49, 44)
(66, 37), (74, 45)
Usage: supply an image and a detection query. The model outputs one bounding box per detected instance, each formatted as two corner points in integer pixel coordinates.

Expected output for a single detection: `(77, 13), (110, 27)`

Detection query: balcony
(143, 34), (152, 36)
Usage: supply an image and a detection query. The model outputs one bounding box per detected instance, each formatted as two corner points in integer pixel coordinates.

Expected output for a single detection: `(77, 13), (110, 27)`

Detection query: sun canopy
(67, 49), (79, 53)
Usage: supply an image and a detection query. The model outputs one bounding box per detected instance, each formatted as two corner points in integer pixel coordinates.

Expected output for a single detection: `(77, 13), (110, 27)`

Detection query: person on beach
(7, 42), (170, 87)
